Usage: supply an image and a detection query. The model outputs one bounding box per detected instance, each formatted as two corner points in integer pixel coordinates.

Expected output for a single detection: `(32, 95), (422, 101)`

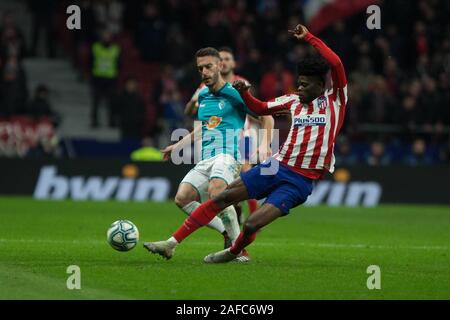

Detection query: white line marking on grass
(294, 242), (450, 251)
(0, 238), (449, 251)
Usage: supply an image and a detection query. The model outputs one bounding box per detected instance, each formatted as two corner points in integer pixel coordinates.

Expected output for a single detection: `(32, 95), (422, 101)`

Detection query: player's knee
(211, 189), (233, 209)
(208, 183), (225, 199)
(174, 193), (193, 209)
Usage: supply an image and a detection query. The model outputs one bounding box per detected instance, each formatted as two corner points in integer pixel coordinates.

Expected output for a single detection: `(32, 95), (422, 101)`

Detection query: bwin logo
(304, 168), (382, 207)
(294, 115), (326, 127)
(33, 165), (170, 201)
(304, 180), (382, 207)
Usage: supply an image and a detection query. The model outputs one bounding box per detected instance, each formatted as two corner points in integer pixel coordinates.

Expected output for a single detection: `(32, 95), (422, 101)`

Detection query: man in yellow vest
(131, 137), (163, 161)
(90, 30), (121, 128)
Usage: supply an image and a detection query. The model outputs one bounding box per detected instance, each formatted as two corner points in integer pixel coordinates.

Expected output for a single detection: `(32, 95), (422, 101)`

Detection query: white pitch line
(0, 238), (449, 251)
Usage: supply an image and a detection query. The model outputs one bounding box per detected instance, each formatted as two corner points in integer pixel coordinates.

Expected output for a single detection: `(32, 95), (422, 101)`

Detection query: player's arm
(258, 115), (274, 161)
(184, 87), (203, 116)
(233, 80), (296, 115)
(160, 124), (202, 161)
(289, 24), (347, 101)
(184, 96), (198, 116)
(184, 97), (199, 116)
(184, 99), (198, 116)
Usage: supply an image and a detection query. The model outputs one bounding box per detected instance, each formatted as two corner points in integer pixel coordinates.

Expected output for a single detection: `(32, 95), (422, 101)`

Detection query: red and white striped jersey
(240, 31), (348, 179)
(270, 85), (348, 175)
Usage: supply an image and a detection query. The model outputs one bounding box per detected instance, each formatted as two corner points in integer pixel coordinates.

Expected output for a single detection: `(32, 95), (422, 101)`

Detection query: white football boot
(233, 249), (251, 263)
(143, 240), (176, 260)
(203, 248), (237, 263)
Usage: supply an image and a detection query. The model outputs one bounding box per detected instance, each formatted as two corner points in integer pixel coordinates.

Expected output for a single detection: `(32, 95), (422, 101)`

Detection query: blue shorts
(240, 159), (314, 215)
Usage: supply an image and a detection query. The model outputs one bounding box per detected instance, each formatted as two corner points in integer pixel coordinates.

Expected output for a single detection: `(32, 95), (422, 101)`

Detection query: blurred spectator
(335, 136), (359, 167)
(404, 138), (434, 166)
(0, 12), (26, 61)
(27, 0), (56, 58)
(93, 0), (124, 35)
(27, 84), (61, 127)
(0, 54), (28, 116)
(420, 76), (442, 128)
(399, 95), (422, 138)
(365, 141), (391, 166)
(239, 48), (263, 86)
(259, 60), (295, 100)
(114, 77), (145, 140)
(164, 24), (194, 67)
(349, 56), (376, 92)
(153, 65), (185, 134)
(130, 137), (163, 161)
(361, 76), (397, 124)
(136, 2), (166, 62)
(26, 133), (60, 158)
(90, 29), (121, 128)
(200, 9), (233, 49)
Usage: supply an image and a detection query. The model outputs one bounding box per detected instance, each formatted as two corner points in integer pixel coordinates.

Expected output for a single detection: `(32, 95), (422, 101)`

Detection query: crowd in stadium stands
(0, 8), (60, 158)
(0, 0), (449, 164)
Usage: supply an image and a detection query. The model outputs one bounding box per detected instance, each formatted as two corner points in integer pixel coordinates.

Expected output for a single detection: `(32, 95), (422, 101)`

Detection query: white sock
(182, 201), (225, 234)
(167, 236), (178, 247)
(219, 205), (241, 243)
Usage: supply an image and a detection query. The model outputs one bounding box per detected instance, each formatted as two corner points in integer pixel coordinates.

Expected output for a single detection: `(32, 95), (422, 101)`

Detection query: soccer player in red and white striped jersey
(237, 29), (348, 180)
(143, 24), (348, 263)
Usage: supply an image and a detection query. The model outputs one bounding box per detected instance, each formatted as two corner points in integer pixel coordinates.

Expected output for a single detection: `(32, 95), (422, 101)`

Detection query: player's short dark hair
(195, 47), (221, 59)
(297, 56), (330, 84)
(218, 46), (233, 54)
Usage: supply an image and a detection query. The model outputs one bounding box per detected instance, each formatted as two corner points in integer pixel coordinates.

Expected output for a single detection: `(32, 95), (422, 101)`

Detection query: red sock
(173, 200), (221, 243)
(230, 230), (257, 255)
(247, 199), (258, 214)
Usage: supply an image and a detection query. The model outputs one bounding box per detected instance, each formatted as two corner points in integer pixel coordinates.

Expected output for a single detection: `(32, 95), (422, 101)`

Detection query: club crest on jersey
(317, 95), (328, 110)
(293, 114), (326, 127)
(206, 116), (222, 129)
(218, 100), (225, 110)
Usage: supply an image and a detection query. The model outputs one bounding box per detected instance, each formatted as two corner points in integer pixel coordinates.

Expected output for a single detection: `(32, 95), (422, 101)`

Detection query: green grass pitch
(0, 197), (449, 299)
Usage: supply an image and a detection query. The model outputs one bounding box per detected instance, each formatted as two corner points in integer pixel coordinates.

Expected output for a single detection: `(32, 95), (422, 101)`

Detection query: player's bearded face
(197, 56), (222, 87)
(219, 52), (235, 76)
(297, 75), (324, 103)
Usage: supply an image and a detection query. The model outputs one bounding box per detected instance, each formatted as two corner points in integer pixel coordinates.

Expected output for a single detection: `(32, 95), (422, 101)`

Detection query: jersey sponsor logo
(205, 116), (222, 129)
(199, 103), (206, 108)
(317, 95), (327, 110)
(293, 114), (326, 127)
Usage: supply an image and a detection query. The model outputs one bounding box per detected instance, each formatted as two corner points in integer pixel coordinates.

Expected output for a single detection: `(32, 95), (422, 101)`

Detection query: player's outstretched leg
(175, 182), (229, 243)
(143, 240), (177, 260)
(143, 178), (249, 260)
(204, 203), (282, 263)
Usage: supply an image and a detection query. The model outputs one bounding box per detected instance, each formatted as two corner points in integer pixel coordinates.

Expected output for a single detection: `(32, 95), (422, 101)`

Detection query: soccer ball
(107, 220), (139, 251)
